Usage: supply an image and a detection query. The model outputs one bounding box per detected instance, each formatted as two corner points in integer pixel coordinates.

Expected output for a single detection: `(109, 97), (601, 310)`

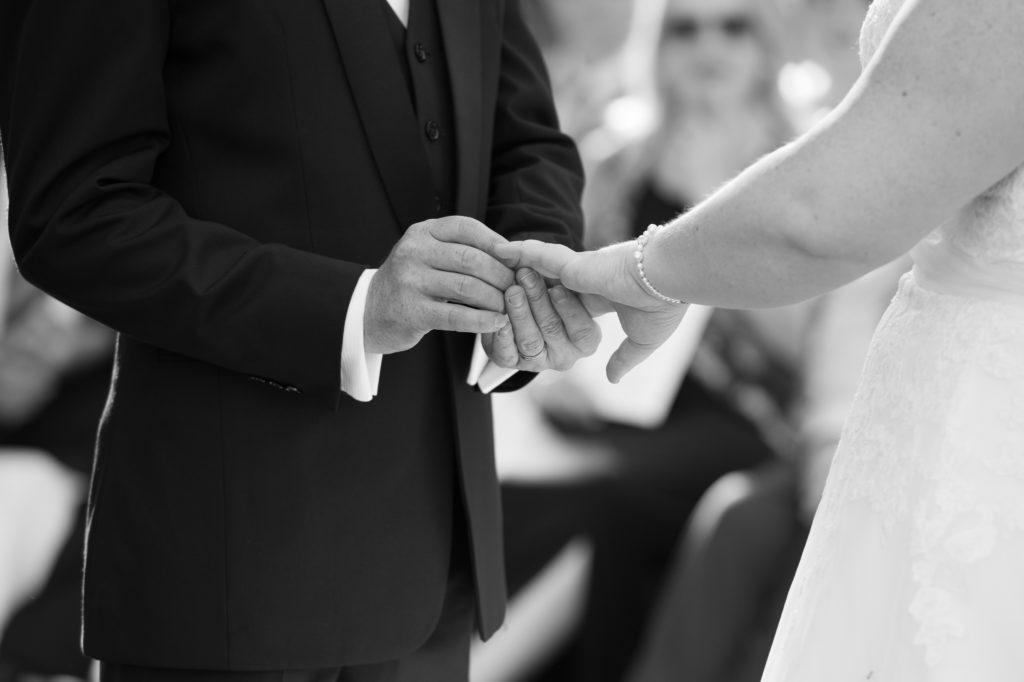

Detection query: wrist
(361, 271), (392, 355)
(362, 285), (413, 355)
(362, 302), (391, 355)
(633, 224), (684, 306)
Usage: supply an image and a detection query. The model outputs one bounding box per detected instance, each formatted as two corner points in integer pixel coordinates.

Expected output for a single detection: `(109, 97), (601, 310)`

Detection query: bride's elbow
(777, 187), (890, 270)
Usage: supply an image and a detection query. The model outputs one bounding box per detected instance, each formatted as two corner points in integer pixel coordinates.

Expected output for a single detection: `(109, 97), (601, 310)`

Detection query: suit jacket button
(414, 42), (429, 63)
(424, 120), (441, 142)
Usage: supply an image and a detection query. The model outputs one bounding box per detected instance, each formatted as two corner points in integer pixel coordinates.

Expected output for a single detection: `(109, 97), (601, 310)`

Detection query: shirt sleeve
(466, 335), (518, 393)
(340, 269), (383, 402)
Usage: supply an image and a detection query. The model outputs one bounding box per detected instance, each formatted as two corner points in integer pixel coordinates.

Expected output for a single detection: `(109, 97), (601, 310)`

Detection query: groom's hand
(365, 217), (515, 355)
(482, 267), (601, 372)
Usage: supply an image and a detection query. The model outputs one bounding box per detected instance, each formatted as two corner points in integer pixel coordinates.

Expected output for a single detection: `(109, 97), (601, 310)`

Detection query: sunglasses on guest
(663, 15), (757, 41)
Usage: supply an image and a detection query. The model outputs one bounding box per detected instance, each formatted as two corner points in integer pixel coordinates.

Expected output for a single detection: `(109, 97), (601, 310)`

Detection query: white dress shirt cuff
(340, 269), (383, 402)
(467, 335), (518, 393)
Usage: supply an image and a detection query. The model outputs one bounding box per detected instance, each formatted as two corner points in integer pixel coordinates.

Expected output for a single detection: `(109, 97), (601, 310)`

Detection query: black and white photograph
(1, 0), (1022, 680)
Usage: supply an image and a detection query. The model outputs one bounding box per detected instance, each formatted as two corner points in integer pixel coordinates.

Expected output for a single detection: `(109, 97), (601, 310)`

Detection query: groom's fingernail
(518, 269), (539, 288)
(507, 289), (525, 306)
(550, 286), (567, 303)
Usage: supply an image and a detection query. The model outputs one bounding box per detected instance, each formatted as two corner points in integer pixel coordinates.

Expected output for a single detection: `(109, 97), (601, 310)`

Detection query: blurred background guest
(617, 3), (890, 681)
(581, 0), (793, 249)
(0, 151), (113, 682)
(517, 0), (638, 142)
(476, 1), (819, 680)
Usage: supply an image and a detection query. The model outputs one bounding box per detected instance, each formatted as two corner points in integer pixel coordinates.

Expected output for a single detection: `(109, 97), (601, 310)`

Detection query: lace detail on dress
(821, 281), (1024, 665)
(948, 176), (1024, 264)
(858, 0), (903, 66)
(763, 279), (1024, 680)
(762, 1), (1024, 678)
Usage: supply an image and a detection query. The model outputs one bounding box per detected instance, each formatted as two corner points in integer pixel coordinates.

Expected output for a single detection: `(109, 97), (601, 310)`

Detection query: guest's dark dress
(503, 179), (794, 682)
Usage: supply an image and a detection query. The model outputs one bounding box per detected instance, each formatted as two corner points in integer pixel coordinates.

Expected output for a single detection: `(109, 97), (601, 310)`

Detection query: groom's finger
(429, 216), (508, 252)
(428, 272), (506, 313)
(424, 301), (508, 335)
(550, 287), (601, 355)
(428, 243), (515, 292)
(488, 322), (520, 369)
(517, 268), (569, 348)
(505, 285), (547, 364)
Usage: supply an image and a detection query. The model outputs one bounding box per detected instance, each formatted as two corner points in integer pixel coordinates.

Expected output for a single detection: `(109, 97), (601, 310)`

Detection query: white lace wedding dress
(760, 1), (1024, 680)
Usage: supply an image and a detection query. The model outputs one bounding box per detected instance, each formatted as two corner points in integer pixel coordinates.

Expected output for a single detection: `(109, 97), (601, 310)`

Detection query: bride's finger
(606, 337), (663, 384)
(580, 293), (614, 316)
(493, 240), (576, 279)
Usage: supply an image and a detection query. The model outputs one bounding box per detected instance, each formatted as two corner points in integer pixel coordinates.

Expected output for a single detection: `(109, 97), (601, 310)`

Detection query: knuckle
(496, 351), (518, 369)
(446, 217), (469, 242)
(553, 357), (573, 372)
(538, 315), (565, 338)
(569, 325), (599, 350)
(457, 244), (474, 272)
(525, 283), (546, 301)
(518, 337), (544, 355)
(453, 274), (470, 298)
(446, 307), (460, 330)
(543, 351), (567, 372)
(491, 337), (516, 366)
(391, 245), (420, 272)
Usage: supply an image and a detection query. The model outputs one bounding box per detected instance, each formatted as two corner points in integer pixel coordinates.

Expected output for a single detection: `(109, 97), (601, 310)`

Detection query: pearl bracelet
(634, 224), (684, 305)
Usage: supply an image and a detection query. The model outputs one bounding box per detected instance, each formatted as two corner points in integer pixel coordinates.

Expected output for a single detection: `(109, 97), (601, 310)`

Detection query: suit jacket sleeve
(0, 0), (358, 406)
(484, 0), (585, 252)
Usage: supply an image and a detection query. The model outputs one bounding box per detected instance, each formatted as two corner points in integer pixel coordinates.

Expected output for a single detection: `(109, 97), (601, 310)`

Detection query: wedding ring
(519, 348), (545, 362)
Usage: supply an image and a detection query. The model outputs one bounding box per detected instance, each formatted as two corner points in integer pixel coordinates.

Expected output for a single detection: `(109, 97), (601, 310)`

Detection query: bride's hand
(493, 240), (688, 383)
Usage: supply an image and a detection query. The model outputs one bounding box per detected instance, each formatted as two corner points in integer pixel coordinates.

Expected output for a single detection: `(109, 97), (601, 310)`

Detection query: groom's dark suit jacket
(0, 0), (583, 670)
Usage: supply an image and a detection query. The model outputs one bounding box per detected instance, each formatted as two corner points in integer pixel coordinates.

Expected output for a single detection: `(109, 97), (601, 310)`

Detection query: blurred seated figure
(0, 153), (114, 682)
(616, 2), (879, 679)
(474, 0), (809, 679)
(518, 0), (639, 142)
(624, 258), (907, 682)
(778, 0), (874, 129)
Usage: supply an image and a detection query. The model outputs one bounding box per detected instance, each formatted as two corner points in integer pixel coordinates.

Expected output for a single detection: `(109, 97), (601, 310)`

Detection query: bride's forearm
(643, 0), (1024, 310)
(638, 151), (872, 307)
(644, 137), (898, 309)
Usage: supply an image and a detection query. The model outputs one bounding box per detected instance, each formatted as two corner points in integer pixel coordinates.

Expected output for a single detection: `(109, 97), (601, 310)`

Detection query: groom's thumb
(492, 242), (521, 269)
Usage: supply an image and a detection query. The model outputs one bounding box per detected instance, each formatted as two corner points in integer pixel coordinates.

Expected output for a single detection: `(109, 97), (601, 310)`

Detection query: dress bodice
(860, 0), (1024, 303)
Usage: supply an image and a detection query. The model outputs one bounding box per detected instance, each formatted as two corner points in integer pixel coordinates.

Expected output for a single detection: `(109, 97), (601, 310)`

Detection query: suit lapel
(436, 0), (483, 216)
(321, 0), (436, 229)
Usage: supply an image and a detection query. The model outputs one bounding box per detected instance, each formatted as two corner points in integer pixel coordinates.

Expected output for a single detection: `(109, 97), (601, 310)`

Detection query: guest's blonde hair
(581, 0), (799, 247)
